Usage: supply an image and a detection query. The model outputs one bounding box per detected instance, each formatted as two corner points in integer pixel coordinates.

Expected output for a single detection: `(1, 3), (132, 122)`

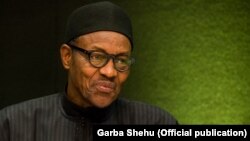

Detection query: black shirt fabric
(0, 92), (178, 141)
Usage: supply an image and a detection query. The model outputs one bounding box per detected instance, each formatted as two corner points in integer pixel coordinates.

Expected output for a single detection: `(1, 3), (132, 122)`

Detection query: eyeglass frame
(66, 43), (135, 72)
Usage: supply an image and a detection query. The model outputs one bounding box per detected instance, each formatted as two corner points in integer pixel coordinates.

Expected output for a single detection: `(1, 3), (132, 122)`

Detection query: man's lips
(95, 81), (116, 93)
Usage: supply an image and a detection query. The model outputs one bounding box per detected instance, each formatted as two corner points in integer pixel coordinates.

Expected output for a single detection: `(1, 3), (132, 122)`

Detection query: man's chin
(91, 97), (114, 108)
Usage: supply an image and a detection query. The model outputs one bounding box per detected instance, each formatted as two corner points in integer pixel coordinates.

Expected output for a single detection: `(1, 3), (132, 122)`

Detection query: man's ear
(60, 44), (73, 70)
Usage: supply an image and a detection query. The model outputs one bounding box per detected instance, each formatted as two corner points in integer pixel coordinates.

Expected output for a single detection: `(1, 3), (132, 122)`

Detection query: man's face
(61, 31), (132, 108)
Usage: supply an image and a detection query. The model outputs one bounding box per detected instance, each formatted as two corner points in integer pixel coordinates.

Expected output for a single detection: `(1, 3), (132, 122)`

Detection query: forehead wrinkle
(73, 31), (131, 53)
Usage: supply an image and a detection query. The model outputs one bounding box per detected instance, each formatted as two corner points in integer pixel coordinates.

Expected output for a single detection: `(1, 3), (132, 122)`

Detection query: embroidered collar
(61, 92), (116, 123)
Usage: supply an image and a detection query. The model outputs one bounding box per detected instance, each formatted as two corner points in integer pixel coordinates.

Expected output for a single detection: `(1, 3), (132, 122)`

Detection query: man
(0, 1), (178, 141)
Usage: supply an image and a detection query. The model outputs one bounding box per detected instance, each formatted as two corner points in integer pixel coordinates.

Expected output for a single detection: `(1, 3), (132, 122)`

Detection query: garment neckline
(61, 92), (116, 123)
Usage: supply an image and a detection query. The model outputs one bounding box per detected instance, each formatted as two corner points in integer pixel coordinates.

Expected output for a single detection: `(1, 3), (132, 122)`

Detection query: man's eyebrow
(90, 46), (131, 56)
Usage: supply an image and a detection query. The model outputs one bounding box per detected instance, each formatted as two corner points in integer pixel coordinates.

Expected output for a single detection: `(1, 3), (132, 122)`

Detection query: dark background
(0, 0), (92, 108)
(1, 0), (250, 124)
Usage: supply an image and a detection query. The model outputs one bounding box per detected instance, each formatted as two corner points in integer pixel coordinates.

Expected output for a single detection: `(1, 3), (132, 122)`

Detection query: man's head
(60, 1), (134, 108)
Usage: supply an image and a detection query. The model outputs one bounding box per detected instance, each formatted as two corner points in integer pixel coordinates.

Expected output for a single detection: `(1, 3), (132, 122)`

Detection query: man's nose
(99, 59), (118, 78)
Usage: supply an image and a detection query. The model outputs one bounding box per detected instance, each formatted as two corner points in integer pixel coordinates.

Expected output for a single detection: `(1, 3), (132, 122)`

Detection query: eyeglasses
(67, 44), (135, 72)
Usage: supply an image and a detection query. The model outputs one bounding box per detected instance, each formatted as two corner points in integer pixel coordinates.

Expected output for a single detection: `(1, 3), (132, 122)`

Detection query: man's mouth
(95, 81), (116, 93)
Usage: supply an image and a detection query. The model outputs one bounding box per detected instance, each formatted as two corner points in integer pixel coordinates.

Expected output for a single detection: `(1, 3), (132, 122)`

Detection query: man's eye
(90, 53), (106, 60)
(116, 58), (129, 64)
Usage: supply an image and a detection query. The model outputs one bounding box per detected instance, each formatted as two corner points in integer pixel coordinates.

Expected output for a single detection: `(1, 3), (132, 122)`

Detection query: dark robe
(0, 92), (178, 141)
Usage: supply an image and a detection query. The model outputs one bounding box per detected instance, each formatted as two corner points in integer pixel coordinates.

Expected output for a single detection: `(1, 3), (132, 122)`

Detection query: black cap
(64, 1), (133, 48)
